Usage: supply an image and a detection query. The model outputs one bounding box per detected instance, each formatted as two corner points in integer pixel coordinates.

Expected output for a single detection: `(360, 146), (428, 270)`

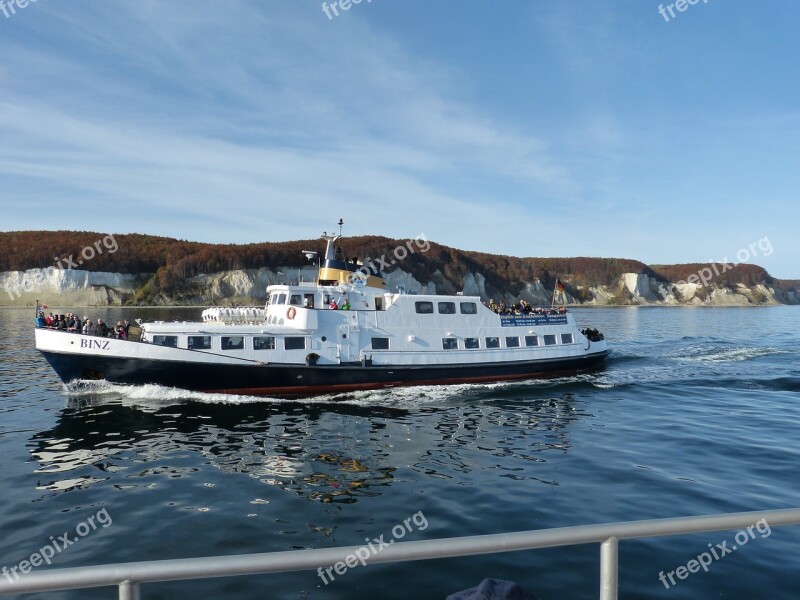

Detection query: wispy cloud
(0, 0), (798, 276)
(0, 1), (578, 253)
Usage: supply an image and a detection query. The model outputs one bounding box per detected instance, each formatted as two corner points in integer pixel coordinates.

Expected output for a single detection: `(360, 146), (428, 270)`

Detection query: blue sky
(1, 0), (798, 277)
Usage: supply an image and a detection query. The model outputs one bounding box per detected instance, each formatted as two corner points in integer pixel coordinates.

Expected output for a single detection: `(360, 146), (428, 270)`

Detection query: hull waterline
(40, 347), (610, 398)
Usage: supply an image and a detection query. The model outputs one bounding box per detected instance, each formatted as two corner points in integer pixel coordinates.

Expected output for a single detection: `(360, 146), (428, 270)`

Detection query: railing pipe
(599, 536), (618, 600)
(1, 508), (798, 597)
(118, 580), (140, 600)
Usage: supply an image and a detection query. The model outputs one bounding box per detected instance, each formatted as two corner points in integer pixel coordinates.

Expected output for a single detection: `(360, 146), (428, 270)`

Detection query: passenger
(35, 312), (46, 328)
(123, 319), (131, 337)
(83, 320), (96, 336)
(115, 321), (127, 339)
(95, 318), (109, 337)
(341, 300), (351, 310)
(56, 315), (67, 330)
(329, 299), (338, 310)
(45, 313), (54, 327)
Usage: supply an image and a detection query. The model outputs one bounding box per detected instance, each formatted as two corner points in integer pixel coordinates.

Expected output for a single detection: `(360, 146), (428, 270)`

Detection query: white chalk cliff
(0, 267), (794, 306)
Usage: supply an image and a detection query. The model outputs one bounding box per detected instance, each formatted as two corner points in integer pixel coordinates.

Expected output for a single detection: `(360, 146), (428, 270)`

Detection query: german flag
(552, 279), (566, 306)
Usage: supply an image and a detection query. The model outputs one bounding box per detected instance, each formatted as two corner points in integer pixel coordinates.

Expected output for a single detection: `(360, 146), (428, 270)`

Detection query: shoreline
(2, 303), (790, 310)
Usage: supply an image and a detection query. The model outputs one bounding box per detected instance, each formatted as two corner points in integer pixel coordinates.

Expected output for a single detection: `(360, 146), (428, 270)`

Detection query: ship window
(188, 335), (211, 350)
(254, 336), (276, 350)
(277, 293), (287, 305)
(465, 337), (480, 349)
(460, 302), (478, 314)
(371, 337), (390, 350)
(485, 336), (500, 349)
(561, 333), (574, 344)
(543, 334), (557, 346)
(506, 336), (520, 348)
(442, 338), (458, 350)
(152, 335), (178, 348)
(525, 335), (539, 347)
(289, 294), (302, 306)
(222, 336), (244, 350)
(438, 302), (456, 314)
(415, 301), (434, 314)
(284, 337), (306, 350)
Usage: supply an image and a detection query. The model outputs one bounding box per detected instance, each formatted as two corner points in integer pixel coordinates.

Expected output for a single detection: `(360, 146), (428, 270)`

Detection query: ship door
(337, 324), (359, 363)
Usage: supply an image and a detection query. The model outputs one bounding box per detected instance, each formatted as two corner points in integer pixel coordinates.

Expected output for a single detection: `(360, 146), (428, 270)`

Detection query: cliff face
(1, 230), (795, 307)
(0, 269), (144, 306)
(1, 266), (795, 307)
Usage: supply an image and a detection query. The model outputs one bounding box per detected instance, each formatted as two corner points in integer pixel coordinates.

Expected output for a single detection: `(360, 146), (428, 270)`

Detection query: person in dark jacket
(95, 318), (109, 337)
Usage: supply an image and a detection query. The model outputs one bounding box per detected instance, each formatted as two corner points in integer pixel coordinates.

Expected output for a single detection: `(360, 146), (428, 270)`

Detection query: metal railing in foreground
(2, 508), (799, 600)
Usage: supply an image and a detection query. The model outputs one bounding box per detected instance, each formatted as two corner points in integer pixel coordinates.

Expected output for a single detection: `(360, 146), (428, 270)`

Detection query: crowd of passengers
(36, 312), (133, 339)
(483, 299), (568, 316)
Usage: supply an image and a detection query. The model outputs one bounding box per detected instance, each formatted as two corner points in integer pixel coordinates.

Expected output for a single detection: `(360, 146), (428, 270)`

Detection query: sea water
(1, 306), (799, 599)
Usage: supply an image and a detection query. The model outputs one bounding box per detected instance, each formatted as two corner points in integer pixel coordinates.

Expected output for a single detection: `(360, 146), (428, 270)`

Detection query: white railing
(1, 508), (798, 599)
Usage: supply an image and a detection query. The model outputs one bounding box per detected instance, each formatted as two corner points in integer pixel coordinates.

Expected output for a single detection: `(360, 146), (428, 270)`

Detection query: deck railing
(1, 508), (798, 600)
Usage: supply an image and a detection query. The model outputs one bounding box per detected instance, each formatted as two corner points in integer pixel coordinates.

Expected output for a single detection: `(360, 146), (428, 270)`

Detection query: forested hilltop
(0, 231), (797, 306)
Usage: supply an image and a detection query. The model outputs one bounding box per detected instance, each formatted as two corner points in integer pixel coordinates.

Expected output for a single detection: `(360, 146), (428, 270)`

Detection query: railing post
(119, 580), (140, 600)
(600, 536), (618, 600)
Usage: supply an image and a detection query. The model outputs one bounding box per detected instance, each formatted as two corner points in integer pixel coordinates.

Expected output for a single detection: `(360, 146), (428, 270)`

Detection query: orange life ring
(287, 306), (297, 320)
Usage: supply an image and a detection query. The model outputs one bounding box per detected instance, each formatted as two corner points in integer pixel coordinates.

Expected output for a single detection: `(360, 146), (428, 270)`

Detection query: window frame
(254, 336), (276, 350)
(438, 301), (456, 315)
(543, 334), (557, 346)
(525, 335), (539, 347)
(371, 337), (390, 350)
(464, 337), (480, 349)
(222, 336), (245, 350)
(415, 301), (434, 314)
(442, 338), (458, 350)
(284, 336), (307, 350)
(505, 336), (520, 348)
(188, 335), (211, 350)
(152, 335), (178, 348)
(485, 336), (500, 349)
(460, 302), (478, 314)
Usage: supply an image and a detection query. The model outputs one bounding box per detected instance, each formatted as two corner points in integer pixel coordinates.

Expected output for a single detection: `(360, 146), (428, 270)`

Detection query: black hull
(40, 350), (610, 398)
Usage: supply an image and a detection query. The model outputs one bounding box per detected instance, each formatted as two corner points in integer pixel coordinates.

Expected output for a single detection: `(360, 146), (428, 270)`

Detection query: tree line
(0, 231), (792, 297)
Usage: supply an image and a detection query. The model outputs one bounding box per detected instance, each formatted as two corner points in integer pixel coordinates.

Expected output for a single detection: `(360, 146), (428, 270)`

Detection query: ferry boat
(34, 226), (609, 397)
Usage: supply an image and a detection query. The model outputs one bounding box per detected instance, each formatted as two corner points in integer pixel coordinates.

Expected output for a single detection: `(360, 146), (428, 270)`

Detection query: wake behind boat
(34, 224), (610, 397)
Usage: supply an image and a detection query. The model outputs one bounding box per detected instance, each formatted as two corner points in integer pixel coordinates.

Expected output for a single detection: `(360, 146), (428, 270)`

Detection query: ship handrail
(1, 508), (798, 599)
